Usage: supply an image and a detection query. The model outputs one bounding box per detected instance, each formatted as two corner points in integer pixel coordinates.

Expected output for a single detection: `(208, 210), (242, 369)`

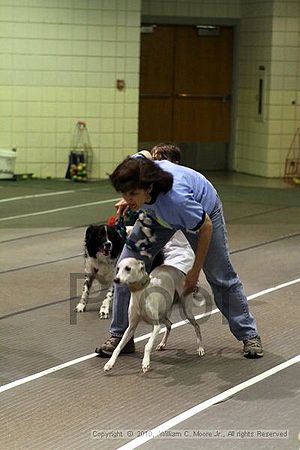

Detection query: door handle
(140, 93), (172, 98)
(176, 93), (231, 102)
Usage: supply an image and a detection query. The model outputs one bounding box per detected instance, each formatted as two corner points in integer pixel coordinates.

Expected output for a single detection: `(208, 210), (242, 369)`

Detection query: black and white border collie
(75, 224), (124, 318)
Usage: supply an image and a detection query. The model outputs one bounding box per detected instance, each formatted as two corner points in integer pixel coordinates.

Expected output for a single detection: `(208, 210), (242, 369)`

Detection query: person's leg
(184, 197), (263, 356)
(96, 218), (175, 356)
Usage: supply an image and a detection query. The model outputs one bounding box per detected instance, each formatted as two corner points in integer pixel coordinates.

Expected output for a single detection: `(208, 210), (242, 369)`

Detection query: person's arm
(114, 198), (129, 218)
(184, 213), (212, 293)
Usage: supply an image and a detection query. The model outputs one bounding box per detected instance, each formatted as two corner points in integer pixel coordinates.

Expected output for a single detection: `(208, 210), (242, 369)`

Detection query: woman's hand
(183, 268), (200, 295)
(183, 213), (212, 295)
(115, 198), (129, 218)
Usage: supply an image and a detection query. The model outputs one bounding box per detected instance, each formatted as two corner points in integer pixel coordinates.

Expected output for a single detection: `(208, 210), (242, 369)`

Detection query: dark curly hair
(109, 156), (173, 195)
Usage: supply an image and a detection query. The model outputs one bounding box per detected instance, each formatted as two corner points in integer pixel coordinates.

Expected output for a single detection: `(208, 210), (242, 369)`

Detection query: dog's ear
(85, 224), (96, 241)
(138, 260), (145, 272)
(107, 225), (124, 259)
(85, 225), (99, 258)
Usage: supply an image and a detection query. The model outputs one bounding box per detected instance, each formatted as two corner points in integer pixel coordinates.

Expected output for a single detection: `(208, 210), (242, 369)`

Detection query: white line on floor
(0, 198), (120, 222)
(0, 189), (90, 203)
(0, 277), (299, 394)
(116, 354), (300, 450)
(0, 354), (96, 394)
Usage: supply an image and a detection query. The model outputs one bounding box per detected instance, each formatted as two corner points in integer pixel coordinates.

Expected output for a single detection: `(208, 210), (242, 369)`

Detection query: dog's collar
(128, 274), (150, 292)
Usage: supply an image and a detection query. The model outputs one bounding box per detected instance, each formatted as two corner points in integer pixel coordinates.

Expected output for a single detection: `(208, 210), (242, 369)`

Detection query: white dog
(104, 257), (205, 373)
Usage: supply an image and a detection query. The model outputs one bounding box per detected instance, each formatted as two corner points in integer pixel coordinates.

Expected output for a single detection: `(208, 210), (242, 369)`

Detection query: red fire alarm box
(116, 79), (125, 90)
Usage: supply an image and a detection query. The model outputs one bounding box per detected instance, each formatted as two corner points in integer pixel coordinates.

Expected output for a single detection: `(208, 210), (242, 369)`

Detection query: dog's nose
(114, 277), (120, 284)
(104, 242), (112, 249)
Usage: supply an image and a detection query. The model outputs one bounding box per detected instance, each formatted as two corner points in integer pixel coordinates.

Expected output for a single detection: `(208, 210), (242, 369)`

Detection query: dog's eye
(125, 266), (131, 272)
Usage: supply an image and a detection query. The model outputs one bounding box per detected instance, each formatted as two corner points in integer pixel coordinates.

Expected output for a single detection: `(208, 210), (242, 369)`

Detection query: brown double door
(139, 25), (233, 143)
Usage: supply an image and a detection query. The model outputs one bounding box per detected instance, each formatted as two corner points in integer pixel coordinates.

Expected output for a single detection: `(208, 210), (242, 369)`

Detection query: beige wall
(1, 0), (299, 178)
(142, 0), (240, 18)
(0, 0), (141, 178)
(236, 0), (300, 177)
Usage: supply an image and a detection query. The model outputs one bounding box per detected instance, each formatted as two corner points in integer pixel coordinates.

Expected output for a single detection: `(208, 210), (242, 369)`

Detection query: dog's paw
(75, 303), (86, 313)
(197, 347), (205, 357)
(142, 363), (151, 373)
(155, 343), (166, 351)
(104, 361), (113, 372)
(142, 357), (151, 373)
(99, 306), (110, 319)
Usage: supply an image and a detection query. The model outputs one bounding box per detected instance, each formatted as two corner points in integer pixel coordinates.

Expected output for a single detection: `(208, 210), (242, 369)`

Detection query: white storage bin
(0, 149), (17, 179)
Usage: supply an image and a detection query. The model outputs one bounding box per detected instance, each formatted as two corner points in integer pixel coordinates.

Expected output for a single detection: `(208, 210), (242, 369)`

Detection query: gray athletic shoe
(243, 335), (263, 358)
(95, 336), (135, 358)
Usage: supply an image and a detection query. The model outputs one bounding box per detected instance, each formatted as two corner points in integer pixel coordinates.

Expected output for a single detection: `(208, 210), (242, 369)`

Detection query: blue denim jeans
(110, 195), (258, 341)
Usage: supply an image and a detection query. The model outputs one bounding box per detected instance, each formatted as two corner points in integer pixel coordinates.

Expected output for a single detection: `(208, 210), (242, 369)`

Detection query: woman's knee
(208, 274), (242, 294)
